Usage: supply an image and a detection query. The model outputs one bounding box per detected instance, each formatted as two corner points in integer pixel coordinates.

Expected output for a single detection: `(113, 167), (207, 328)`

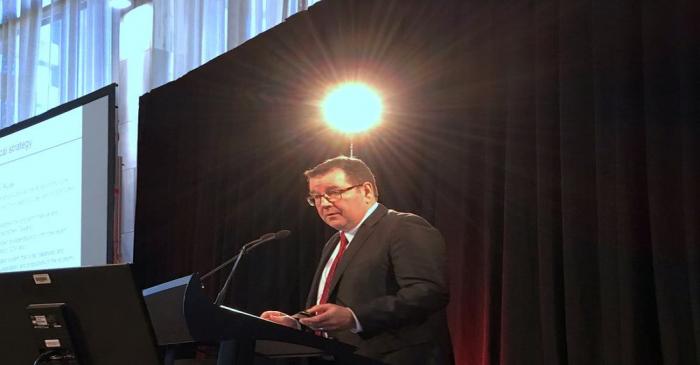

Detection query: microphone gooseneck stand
(212, 230), (290, 365)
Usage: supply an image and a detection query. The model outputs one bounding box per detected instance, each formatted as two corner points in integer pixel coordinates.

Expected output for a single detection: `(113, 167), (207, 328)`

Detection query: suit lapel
(326, 204), (388, 301)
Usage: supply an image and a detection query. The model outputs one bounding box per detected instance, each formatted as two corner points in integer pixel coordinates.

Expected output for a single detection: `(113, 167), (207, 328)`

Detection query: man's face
(308, 168), (373, 231)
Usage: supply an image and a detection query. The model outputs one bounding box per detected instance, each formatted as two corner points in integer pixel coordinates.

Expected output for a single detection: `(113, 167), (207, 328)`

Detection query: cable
(32, 349), (62, 365)
(34, 349), (73, 365)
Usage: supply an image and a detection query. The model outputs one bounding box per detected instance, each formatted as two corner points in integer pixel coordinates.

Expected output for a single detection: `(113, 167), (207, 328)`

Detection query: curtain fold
(451, 1), (700, 364)
(0, 0), (113, 128)
(116, 0), (321, 262)
(16, 0), (40, 122)
(0, 2), (19, 127)
(0, 0), (40, 127)
(643, 1), (700, 363)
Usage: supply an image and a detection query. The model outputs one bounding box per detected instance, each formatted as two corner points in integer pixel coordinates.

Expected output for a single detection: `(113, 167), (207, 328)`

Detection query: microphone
(210, 230), (290, 305)
(245, 230), (290, 251)
(201, 230), (287, 281)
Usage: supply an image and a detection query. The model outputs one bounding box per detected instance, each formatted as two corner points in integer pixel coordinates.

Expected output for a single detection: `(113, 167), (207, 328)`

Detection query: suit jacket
(306, 204), (453, 365)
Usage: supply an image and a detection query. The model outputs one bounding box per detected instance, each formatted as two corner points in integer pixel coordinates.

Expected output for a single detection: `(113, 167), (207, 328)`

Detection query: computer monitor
(0, 264), (161, 364)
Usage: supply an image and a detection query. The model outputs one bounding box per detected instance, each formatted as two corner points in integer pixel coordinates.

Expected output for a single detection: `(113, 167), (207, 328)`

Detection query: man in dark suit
(262, 156), (452, 365)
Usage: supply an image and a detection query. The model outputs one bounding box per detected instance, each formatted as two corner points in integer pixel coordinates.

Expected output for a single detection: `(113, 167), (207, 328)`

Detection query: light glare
(321, 83), (383, 134)
(109, 0), (132, 10)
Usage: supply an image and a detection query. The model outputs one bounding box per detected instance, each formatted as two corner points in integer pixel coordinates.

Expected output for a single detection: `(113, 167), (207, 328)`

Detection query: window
(36, 3), (62, 114)
(119, 3), (152, 123)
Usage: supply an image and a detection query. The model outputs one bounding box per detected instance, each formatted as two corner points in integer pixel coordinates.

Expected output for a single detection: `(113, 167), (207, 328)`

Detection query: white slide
(0, 90), (113, 273)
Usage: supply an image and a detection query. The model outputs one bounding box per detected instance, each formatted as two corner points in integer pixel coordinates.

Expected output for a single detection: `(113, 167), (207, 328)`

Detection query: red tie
(318, 232), (348, 305)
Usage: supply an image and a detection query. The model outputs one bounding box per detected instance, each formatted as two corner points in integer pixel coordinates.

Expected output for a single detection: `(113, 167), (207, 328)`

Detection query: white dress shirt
(315, 202), (379, 332)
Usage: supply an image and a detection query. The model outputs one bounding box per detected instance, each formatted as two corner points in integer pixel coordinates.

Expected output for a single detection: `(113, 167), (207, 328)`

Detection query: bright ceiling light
(321, 82), (383, 134)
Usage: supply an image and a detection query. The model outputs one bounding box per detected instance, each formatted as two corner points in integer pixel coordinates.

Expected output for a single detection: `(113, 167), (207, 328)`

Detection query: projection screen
(0, 84), (116, 273)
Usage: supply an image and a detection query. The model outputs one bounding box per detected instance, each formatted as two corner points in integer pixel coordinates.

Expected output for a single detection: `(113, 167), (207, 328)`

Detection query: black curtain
(134, 1), (699, 364)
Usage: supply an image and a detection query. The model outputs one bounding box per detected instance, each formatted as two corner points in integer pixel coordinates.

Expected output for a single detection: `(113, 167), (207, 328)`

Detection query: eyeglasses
(306, 183), (364, 206)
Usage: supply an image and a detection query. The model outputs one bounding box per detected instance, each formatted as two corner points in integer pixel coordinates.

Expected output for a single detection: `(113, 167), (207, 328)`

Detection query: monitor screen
(0, 264), (160, 364)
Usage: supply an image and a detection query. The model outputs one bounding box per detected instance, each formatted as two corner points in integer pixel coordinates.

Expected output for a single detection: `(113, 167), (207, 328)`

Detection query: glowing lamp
(321, 82), (383, 135)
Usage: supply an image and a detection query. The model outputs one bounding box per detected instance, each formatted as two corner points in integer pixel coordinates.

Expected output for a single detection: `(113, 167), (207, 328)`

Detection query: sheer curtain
(148, 0), (320, 90)
(0, 0), (39, 127)
(0, 0), (323, 261)
(0, 0), (114, 129)
(117, 0), (322, 262)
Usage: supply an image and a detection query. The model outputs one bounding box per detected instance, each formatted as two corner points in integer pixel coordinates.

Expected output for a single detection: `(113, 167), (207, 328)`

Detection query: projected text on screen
(0, 108), (83, 272)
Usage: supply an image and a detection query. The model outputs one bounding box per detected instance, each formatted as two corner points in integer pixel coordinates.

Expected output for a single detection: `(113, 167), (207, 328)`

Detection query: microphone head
(274, 230), (291, 239)
(259, 232), (276, 241)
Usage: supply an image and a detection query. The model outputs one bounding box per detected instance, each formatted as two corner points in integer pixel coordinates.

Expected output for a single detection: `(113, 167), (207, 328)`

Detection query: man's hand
(298, 304), (355, 332)
(260, 311), (299, 329)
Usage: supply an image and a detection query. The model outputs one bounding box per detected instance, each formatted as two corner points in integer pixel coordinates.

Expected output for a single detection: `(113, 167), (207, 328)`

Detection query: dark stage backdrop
(134, 0), (699, 364)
